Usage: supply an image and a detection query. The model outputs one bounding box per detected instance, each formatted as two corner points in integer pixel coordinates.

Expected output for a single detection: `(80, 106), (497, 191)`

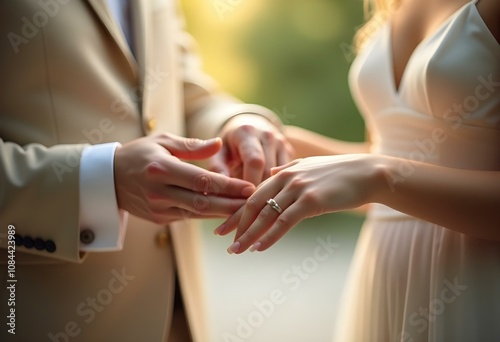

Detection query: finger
(231, 176), (283, 240)
(150, 185), (247, 216)
(270, 159), (301, 176)
(214, 205), (245, 236)
(237, 135), (266, 185)
(156, 134), (223, 160)
(146, 161), (255, 199)
(229, 194), (291, 254)
(260, 131), (277, 179)
(246, 202), (306, 252)
(207, 146), (231, 177)
(151, 207), (239, 224)
(276, 141), (294, 168)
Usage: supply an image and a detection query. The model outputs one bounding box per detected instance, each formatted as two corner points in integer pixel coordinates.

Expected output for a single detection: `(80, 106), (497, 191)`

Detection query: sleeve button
(45, 240), (56, 253)
(80, 229), (95, 245)
(23, 236), (34, 249)
(14, 234), (23, 246)
(34, 238), (45, 251)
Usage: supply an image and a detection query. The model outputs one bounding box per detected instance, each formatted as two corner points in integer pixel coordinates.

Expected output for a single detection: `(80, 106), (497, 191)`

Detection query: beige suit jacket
(0, 1), (279, 341)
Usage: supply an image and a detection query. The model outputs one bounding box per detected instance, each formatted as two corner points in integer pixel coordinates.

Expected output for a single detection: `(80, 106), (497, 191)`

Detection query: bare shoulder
(476, 0), (500, 44)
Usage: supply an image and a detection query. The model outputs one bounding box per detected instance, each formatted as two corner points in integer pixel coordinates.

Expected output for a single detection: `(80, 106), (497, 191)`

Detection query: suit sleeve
(173, 3), (283, 139)
(0, 139), (86, 263)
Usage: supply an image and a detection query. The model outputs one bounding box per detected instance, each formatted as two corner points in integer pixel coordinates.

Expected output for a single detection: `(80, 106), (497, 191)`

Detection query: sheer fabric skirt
(333, 215), (500, 342)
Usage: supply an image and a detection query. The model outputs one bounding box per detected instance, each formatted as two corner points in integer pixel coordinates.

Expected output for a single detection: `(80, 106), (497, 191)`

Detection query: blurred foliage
(180, 0), (367, 142)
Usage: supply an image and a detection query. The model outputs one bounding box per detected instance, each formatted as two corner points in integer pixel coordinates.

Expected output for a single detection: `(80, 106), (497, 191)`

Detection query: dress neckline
(387, 1), (477, 96)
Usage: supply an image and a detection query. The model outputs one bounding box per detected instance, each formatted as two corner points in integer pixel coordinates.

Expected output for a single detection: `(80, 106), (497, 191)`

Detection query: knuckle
(193, 173), (213, 193)
(145, 161), (167, 178)
(240, 124), (257, 134)
(247, 156), (265, 169)
(156, 132), (171, 141)
(275, 214), (289, 228)
(275, 169), (294, 181)
(246, 196), (260, 210)
(289, 177), (308, 190)
(301, 190), (321, 207)
(145, 190), (162, 203)
(260, 131), (275, 145)
(184, 137), (203, 151)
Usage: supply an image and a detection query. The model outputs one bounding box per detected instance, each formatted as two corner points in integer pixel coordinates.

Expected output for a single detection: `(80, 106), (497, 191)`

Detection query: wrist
(223, 113), (277, 130)
(113, 145), (125, 211)
(365, 154), (395, 206)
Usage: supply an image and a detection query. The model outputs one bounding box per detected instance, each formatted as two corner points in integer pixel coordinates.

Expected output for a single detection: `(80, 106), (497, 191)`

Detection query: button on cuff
(80, 229), (96, 245)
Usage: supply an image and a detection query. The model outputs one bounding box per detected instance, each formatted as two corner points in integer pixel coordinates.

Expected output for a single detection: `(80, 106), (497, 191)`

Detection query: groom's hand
(114, 133), (255, 224)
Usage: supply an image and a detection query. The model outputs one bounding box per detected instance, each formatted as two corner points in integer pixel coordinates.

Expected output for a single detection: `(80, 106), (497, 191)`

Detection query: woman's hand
(215, 154), (386, 254)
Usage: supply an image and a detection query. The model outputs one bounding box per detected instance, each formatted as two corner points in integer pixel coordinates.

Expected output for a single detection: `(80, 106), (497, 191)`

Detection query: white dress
(334, 1), (500, 341)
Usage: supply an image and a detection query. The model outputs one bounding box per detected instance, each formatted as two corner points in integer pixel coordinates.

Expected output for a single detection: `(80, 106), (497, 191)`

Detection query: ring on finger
(266, 198), (283, 214)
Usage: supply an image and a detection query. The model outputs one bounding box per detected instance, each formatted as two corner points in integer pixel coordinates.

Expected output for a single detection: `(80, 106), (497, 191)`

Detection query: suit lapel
(130, 0), (151, 89)
(85, 0), (138, 78)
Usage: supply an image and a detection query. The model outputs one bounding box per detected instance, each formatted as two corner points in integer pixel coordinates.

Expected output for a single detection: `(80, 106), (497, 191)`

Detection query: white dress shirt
(78, 0), (133, 252)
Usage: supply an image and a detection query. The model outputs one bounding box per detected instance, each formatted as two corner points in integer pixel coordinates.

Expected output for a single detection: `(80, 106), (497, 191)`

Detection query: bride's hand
(214, 154), (386, 254)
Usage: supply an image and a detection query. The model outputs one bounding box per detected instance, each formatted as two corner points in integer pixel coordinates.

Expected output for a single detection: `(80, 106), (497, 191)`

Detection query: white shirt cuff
(79, 142), (128, 252)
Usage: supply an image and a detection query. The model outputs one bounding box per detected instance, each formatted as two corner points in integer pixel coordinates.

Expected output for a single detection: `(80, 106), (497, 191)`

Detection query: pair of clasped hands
(114, 114), (372, 254)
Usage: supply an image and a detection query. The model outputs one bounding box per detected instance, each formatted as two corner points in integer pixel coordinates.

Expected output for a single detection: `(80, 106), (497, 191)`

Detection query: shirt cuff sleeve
(79, 142), (128, 252)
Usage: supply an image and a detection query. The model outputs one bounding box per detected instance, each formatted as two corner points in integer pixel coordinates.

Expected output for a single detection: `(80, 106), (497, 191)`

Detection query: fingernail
(213, 224), (225, 235)
(250, 242), (262, 252)
(227, 241), (240, 254)
(241, 186), (254, 197)
(206, 137), (220, 144)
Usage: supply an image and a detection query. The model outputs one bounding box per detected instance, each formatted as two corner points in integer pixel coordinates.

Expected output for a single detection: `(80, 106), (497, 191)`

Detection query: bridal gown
(334, 1), (500, 341)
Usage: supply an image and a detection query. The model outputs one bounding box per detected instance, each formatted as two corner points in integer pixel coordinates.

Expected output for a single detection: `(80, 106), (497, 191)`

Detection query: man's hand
(114, 133), (255, 224)
(208, 114), (294, 185)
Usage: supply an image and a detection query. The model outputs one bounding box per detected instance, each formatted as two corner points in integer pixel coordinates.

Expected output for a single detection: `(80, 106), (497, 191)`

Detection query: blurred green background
(180, 0), (366, 142)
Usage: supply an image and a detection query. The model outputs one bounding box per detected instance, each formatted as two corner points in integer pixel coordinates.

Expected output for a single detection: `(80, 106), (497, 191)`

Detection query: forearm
(284, 125), (369, 158)
(374, 156), (500, 240)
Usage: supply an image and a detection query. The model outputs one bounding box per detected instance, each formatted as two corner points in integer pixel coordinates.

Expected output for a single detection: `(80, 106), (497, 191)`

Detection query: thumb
(159, 135), (223, 160)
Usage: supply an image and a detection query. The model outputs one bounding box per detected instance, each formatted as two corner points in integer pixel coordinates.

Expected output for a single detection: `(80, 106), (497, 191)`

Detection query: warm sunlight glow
(181, 0), (267, 96)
